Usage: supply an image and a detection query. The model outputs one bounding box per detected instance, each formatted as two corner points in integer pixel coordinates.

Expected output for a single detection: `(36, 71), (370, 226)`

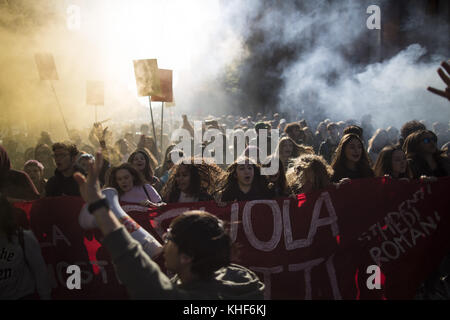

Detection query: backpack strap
(142, 185), (151, 201)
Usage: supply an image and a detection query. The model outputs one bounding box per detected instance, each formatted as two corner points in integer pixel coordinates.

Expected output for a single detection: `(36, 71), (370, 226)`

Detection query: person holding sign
(74, 152), (264, 299)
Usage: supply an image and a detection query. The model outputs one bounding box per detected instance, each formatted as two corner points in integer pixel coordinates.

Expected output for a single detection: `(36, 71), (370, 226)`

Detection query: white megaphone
(79, 188), (163, 259)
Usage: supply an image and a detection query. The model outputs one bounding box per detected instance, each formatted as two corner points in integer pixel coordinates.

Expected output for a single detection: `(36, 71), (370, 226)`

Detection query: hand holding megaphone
(75, 151), (162, 259)
(79, 188), (163, 258)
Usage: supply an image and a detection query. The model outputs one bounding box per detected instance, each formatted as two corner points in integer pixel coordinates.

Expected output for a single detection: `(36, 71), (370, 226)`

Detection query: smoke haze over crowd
(0, 0), (448, 142)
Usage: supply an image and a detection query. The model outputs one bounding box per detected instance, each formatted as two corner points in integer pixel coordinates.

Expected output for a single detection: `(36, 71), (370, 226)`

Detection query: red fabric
(15, 177), (450, 299)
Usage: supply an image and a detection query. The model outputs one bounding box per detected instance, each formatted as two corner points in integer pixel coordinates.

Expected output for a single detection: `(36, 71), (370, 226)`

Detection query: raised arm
(73, 151), (121, 236)
(73, 152), (180, 299)
(427, 60), (450, 101)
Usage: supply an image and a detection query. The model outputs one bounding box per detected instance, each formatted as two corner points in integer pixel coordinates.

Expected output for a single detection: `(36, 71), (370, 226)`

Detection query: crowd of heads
(1, 112), (449, 205)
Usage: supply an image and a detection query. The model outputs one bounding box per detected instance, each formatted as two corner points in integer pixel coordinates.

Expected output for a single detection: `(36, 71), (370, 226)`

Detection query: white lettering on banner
(151, 194), (340, 252)
(39, 225), (72, 248)
(229, 203), (239, 243)
(289, 258), (324, 300)
(357, 187), (440, 264)
(243, 200), (282, 252)
(326, 254), (342, 299)
(288, 254), (342, 300)
(250, 266), (283, 300)
(284, 192), (339, 250)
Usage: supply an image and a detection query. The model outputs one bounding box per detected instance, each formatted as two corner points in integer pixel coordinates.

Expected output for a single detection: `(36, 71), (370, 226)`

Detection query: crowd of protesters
(2, 114), (450, 204)
(0, 60), (450, 300)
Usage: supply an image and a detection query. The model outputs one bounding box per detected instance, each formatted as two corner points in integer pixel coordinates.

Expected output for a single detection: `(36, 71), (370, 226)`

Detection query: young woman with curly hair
(161, 158), (223, 203)
(286, 154), (334, 194)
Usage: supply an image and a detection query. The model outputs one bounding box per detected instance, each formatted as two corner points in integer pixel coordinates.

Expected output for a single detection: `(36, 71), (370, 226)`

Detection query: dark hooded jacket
(0, 145), (40, 200)
(45, 165), (85, 197)
(102, 227), (265, 299)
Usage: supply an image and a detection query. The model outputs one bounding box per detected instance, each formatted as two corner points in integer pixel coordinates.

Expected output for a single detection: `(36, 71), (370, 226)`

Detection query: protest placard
(133, 59), (162, 97)
(34, 53), (59, 81)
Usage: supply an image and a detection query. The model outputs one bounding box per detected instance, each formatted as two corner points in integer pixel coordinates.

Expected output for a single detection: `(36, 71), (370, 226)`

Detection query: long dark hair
(218, 157), (270, 201)
(137, 135), (160, 163)
(106, 163), (146, 195)
(275, 136), (314, 159)
(331, 133), (374, 179)
(373, 145), (409, 178)
(262, 157), (290, 197)
(161, 158), (223, 203)
(403, 130), (440, 157)
(128, 148), (156, 183)
(161, 144), (177, 172)
(0, 145), (11, 179)
(0, 193), (17, 242)
(403, 130), (446, 178)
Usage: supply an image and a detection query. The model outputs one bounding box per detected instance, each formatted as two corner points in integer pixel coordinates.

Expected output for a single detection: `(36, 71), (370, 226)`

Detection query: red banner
(15, 177), (450, 299)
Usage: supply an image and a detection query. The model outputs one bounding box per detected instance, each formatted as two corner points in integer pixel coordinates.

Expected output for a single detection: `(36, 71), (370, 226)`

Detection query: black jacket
(45, 166), (85, 197)
(103, 227), (265, 299)
(319, 139), (338, 164)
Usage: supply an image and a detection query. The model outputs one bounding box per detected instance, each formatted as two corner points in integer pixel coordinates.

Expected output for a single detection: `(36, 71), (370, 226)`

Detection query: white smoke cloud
(281, 43), (449, 129)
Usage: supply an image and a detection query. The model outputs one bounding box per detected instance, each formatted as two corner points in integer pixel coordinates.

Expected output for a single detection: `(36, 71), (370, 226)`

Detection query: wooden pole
(148, 96), (157, 150)
(160, 101), (164, 157)
(50, 80), (70, 139)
